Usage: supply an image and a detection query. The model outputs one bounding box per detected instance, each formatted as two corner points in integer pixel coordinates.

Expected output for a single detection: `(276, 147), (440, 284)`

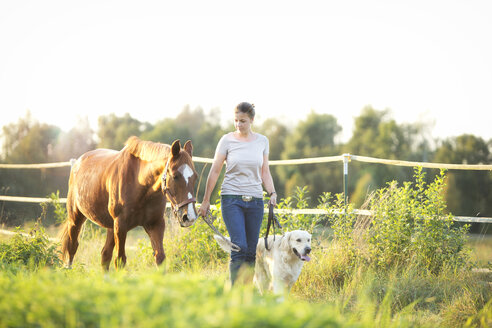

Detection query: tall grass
(0, 168), (491, 327)
(1, 267), (424, 328)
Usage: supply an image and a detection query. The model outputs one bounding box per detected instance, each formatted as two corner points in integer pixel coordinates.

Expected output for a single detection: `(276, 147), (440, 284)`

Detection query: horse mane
(124, 136), (170, 161)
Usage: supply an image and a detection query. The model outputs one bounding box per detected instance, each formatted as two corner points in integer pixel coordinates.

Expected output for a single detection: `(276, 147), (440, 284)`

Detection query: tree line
(1, 106), (491, 230)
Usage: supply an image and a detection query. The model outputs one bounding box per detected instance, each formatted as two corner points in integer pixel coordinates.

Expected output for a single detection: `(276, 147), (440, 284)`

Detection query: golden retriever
(215, 230), (312, 294)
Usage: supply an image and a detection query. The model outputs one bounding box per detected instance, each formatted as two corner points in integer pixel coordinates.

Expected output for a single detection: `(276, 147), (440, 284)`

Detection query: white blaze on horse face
(187, 203), (197, 220)
(178, 164), (194, 185)
(177, 164), (196, 220)
(187, 198), (197, 220)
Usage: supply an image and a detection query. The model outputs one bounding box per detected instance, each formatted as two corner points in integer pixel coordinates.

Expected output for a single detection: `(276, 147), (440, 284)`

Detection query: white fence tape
(197, 153), (492, 169)
(350, 155), (492, 171)
(273, 208), (492, 223)
(0, 195), (67, 203)
(269, 155), (344, 165)
(0, 194), (490, 224)
(1, 154), (491, 170)
(0, 161), (72, 169)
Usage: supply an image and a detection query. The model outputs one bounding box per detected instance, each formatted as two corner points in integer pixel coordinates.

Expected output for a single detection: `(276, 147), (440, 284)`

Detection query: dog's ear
(280, 232), (291, 251)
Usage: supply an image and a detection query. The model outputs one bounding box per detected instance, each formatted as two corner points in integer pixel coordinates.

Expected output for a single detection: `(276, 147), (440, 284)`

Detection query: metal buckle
(242, 195), (253, 202)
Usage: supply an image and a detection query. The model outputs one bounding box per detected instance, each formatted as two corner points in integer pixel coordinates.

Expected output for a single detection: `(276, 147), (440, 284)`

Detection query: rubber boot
(229, 259), (244, 286)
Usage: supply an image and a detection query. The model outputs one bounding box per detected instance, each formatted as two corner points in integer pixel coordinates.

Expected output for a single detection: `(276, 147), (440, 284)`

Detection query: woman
(199, 102), (277, 285)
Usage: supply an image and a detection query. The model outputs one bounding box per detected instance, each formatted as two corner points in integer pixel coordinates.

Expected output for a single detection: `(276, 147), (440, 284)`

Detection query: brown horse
(60, 136), (198, 269)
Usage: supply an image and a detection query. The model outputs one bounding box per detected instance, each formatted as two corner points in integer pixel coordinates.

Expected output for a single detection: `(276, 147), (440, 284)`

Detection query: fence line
(1, 194), (491, 224)
(1, 154), (492, 223)
(1, 154), (491, 170)
(0, 161), (72, 169)
(350, 154), (492, 171)
(0, 195), (66, 203)
(269, 155), (344, 165)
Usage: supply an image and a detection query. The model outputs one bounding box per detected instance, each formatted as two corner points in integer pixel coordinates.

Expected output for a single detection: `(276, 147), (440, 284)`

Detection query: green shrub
(163, 219), (229, 273)
(0, 223), (62, 268)
(47, 190), (67, 224)
(138, 199), (230, 273)
(368, 168), (470, 273)
(326, 167), (470, 274)
(272, 186), (324, 233)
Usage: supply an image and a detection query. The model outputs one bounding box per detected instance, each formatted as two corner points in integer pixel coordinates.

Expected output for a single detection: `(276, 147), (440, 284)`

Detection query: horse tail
(59, 163), (87, 266)
(58, 219), (71, 263)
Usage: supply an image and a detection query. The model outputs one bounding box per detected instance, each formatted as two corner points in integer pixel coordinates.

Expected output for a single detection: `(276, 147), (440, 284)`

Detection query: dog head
(281, 230), (312, 261)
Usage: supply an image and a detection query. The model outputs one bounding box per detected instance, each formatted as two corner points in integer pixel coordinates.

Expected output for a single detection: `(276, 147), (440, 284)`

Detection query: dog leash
(201, 212), (241, 252)
(264, 203), (282, 251)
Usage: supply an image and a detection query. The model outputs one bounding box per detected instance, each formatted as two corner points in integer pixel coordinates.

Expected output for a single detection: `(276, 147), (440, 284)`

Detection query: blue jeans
(221, 195), (264, 284)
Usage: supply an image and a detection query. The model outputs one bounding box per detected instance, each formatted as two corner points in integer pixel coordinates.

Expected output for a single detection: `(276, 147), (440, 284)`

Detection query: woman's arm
(261, 154), (277, 206)
(198, 152), (226, 217)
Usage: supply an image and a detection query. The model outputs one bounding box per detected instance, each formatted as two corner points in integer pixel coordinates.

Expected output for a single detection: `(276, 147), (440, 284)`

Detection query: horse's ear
(184, 140), (193, 157)
(171, 140), (181, 158)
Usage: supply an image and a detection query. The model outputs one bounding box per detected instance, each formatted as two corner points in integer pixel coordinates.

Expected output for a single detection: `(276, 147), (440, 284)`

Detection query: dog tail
(214, 235), (232, 254)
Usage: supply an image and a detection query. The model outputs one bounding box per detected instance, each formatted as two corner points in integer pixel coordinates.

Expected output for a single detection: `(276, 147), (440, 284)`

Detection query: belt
(221, 194), (263, 202)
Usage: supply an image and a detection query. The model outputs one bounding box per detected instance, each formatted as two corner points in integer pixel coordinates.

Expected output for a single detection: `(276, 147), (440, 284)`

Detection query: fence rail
(0, 195), (66, 203)
(349, 154), (492, 170)
(0, 161), (72, 169)
(4, 154), (490, 170)
(1, 196), (491, 224)
(1, 154), (491, 223)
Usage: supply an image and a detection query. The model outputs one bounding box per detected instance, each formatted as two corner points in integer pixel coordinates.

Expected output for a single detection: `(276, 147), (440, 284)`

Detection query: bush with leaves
(0, 223), (62, 268)
(368, 168), (470, 273)
(318, 192), (356, 247)
(325, 167), (470, 274)
(47, 191), (67, 224)
(157, 200), (229, 272)
(273, 186), (323, 234)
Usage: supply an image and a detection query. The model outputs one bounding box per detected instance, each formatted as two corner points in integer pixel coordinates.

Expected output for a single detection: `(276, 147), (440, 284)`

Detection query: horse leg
(143, 219), (166, 266)
(113, 217), (128, 269)
(101, 228), (115, 270)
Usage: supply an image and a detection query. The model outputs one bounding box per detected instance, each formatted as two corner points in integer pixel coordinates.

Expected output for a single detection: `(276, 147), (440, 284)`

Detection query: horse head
(162, 139), (198, 227)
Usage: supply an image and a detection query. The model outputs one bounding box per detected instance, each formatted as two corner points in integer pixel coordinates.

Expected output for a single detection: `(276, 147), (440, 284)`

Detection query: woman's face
(234, 111), (253, 134)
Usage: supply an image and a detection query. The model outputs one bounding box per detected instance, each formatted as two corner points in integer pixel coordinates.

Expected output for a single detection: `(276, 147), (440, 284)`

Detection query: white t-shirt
(215, 132), (269, 198)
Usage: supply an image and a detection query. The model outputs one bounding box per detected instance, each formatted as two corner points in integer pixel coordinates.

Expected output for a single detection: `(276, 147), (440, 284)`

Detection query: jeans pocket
(221, 196), (236, 209)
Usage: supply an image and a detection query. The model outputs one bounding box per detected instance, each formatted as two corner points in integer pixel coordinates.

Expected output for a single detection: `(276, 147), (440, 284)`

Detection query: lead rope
(264, 203), (282, 251)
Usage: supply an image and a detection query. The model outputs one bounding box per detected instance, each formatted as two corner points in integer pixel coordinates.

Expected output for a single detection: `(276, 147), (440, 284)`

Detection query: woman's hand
(199, 200), (210, 217)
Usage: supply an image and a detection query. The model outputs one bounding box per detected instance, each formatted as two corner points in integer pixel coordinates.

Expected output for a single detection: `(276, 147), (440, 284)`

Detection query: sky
(1, 0), (492, 143)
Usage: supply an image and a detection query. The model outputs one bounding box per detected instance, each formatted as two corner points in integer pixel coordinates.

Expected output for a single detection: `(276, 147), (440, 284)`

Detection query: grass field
(0, 219), (491, 328)
(468, 234), (492, 268)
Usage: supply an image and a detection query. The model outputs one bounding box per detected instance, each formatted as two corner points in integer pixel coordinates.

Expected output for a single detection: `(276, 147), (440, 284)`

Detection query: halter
(161, 157), (196, 217)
